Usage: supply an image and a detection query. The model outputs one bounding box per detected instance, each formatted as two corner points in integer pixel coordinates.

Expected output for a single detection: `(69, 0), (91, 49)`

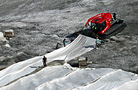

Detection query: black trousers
(43, 62), (47, 67)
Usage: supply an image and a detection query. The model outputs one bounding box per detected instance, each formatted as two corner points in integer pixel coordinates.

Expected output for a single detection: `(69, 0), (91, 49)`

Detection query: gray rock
(110, 36), (118, 41)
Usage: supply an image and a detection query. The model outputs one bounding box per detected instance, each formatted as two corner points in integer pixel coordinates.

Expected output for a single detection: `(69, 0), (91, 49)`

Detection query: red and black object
(85, 12), (127, 38)
(66, 12), (127, 40)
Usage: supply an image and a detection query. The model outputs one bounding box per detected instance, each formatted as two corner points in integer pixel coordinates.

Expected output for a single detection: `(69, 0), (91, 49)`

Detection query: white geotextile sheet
(0, 34), (96, 86)
(1, 66), (138, 90)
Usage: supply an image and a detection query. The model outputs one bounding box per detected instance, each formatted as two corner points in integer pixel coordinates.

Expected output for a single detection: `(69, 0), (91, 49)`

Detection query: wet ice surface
(0, 0), (138, 72)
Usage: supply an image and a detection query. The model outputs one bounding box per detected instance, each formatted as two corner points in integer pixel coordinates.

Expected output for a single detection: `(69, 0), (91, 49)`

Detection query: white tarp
(0, 34), (96, 86)
(73, 70), (138, 90)
(45, 34), (96, 62)
(112, 79), (138, 90)
(0, 65), (138, 90)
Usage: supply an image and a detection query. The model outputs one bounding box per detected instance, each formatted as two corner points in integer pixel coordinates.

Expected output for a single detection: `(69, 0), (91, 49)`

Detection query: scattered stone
(5, 44), (10, 47)
(110, 36), (126, 42)
(0, 56), (6, 62)
(110, 36), (118, 41)
(15, 52), (32, 62)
